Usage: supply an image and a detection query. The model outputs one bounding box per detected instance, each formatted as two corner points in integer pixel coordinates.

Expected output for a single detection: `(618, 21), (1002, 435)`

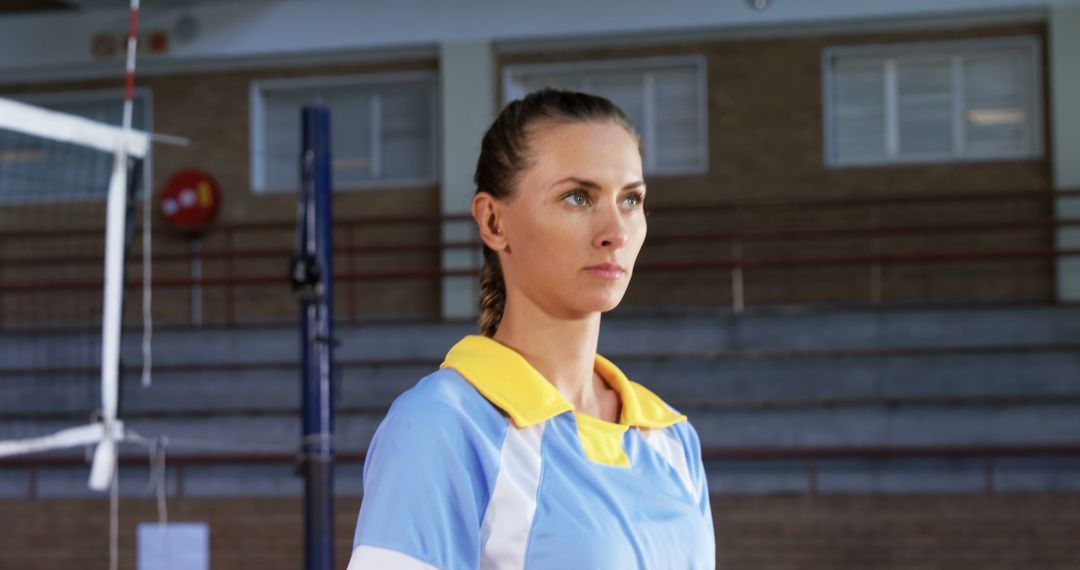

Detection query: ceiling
(0, 0), (242, 15)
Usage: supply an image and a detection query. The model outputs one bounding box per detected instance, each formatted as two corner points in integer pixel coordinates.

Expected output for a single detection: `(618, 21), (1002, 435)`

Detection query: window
(0, 89), (151, 204)
(504, 56), (708, 175)
(823, 37), (1042, 166)
(251, 72), (438, 193)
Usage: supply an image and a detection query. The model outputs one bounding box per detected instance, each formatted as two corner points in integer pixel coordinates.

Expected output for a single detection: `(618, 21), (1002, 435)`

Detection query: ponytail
(477, 249), (506, 337)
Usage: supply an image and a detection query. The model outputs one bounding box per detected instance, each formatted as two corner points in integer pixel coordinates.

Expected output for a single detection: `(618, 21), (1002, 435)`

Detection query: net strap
(0, 421), (125, 458)
(0, 97), (149, 158)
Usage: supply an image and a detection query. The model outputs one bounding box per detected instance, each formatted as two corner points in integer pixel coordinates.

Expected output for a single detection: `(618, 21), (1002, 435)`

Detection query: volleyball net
(0, 96), (150, 491)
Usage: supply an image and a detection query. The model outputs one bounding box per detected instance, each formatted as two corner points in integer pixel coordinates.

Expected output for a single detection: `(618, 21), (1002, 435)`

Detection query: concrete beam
(1, 0), (1078, 81)
(1050, 4), (1080, 301)
(438, 41), (492, 320)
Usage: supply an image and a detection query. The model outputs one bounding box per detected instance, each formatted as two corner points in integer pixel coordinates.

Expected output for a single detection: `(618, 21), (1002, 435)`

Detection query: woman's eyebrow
(551, 176), (600, 190)
(551, 177), (646, 190)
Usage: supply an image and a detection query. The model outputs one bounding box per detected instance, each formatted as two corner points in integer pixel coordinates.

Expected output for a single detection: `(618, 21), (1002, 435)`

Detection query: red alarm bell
(160, 169), (220, 232)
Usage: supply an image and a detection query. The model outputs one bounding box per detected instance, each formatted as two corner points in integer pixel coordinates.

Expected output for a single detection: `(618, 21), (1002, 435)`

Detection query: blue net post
(292, 105), (335, 570)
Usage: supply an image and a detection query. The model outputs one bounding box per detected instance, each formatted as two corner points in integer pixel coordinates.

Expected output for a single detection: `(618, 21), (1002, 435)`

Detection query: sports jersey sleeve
(349, 380), (502, 570)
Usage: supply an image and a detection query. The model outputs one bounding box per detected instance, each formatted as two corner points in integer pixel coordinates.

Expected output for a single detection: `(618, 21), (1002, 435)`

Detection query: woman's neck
(492, 294), (614, 417)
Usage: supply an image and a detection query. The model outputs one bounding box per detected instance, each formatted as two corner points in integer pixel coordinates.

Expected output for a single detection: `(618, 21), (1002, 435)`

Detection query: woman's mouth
(584, 263), (626, 280)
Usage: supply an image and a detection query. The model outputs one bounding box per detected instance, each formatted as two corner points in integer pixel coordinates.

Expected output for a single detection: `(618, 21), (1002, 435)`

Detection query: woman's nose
(593, 205), (629, 250)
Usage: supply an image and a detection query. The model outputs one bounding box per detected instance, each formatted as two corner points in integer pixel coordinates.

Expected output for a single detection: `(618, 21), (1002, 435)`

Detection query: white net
(0, 97), (149, 490)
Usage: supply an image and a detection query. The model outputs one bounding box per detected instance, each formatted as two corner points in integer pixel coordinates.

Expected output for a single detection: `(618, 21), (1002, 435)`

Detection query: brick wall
(0, 21), (1056, 326)
(2, 493), (1078, 569)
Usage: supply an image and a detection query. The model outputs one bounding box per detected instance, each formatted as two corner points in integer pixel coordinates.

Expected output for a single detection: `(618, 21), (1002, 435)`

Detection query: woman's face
(485, 120), (647, 319)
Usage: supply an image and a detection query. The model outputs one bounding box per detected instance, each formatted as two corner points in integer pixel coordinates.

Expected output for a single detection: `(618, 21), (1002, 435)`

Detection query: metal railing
(1, 188), (1076, 326)
(2, 442), (1078, 497)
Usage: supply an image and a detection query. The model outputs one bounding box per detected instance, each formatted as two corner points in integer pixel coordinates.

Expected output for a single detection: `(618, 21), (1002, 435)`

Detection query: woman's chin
(574, 290), (628, 315)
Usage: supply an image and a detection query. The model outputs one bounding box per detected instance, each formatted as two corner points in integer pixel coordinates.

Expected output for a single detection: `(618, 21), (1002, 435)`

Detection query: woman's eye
(621, 193), (644, 209)
(563, 190), (589, 207)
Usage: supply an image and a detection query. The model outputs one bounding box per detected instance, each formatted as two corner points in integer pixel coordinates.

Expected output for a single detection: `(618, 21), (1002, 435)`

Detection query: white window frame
(249, 71), (439, 193)
(822, 36), (1043, 168)
(1, 88), (154, 205)
(502, 55), (709, 176)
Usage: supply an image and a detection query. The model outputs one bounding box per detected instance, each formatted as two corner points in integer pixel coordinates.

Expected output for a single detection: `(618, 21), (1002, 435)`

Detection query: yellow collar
(440, 335), (687, 429)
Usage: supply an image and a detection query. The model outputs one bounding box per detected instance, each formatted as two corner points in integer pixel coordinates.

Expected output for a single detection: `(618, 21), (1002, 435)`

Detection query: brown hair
(473, 88), (639, 337)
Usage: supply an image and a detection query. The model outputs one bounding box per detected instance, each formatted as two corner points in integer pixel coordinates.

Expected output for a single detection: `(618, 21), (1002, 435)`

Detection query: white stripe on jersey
(641, 427), (698, 503)
(347, 544), (438, 570)
(479, 421), (546, 570)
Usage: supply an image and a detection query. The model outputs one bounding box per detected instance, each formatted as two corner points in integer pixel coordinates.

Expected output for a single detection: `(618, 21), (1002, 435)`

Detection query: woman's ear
(472, 192), (509, 251)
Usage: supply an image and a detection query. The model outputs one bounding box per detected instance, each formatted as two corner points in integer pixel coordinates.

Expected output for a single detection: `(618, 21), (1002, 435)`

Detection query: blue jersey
(348, 335), (715, 570)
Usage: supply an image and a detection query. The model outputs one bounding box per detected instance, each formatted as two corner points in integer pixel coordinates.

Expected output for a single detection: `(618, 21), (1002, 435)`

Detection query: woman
(348, 88), (715, 570)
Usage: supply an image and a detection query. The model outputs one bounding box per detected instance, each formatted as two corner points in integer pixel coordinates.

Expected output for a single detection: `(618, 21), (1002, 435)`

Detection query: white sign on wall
(137, 523), (209, 570)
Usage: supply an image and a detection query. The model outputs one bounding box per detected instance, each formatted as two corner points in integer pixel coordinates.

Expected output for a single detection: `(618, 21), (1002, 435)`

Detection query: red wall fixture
(160, 169), (221, 233)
